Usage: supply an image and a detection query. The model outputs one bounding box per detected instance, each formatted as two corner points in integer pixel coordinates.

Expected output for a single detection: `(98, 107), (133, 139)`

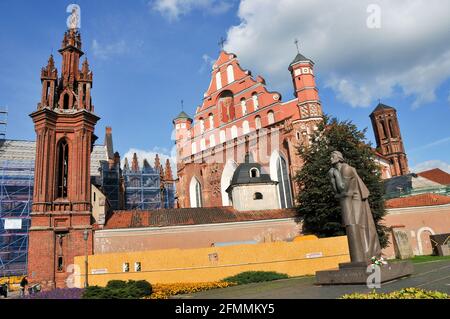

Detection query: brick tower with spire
(28, 25), (99, 289)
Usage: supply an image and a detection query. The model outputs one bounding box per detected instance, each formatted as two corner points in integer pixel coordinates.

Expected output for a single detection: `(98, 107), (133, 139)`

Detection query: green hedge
(222, 271), (288, 285)
(83, 280), (152, 299)
(341, 288), (449, 299)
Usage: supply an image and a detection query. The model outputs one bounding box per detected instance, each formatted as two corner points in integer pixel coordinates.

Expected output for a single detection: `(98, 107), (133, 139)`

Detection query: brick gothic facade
(174, 51), (323, 208)
(370, 103), (409, 177)
(28, 28), (99, 289)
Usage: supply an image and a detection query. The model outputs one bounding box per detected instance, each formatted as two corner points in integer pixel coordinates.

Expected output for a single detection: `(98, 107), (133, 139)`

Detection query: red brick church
(174, 50), (324, 209)
(25, 21), (420, 289)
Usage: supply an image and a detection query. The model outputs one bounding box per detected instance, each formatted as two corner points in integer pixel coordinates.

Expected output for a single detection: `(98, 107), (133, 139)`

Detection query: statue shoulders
(340, 163), (356, 176)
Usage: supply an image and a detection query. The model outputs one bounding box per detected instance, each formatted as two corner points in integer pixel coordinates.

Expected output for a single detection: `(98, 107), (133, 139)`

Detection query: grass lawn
(391, 255), (450, 264)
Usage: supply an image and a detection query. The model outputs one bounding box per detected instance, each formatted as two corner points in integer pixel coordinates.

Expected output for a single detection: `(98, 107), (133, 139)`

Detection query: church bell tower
(28, 26), (99, 289)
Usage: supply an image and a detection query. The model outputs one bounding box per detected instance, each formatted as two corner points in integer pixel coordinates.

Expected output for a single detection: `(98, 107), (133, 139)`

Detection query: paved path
(176, 260), (450, 299)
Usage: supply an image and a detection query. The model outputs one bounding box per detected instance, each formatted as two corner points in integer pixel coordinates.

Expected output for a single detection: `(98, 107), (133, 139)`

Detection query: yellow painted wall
(73, 236), (349, 287)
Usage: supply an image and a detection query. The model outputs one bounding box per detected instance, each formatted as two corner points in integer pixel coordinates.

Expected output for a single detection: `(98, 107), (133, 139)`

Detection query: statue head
(330, 151), (344, 165)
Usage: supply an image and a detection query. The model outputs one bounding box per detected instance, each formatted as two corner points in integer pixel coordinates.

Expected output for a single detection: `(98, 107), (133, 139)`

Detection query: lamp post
(83, 229), (89, 288)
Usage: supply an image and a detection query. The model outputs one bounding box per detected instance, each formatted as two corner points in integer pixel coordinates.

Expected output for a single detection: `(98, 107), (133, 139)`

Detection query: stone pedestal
(315, 261), (414, 285)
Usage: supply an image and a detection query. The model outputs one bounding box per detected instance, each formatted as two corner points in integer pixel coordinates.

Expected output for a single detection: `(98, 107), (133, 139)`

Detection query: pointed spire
(82, 58), (90, 74)
(123, 157), (130, 171)
(48, 54), (55, 70)
(132, 153), (139, 172)
(164, 159), (173, 181)
(154, 154), (161, 173)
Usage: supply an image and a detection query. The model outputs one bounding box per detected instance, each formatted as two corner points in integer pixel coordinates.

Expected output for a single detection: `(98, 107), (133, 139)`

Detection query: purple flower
(23, 288), (84, 299)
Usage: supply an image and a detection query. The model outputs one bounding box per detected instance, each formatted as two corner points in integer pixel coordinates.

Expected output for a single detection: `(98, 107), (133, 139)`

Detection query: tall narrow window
(276, 156), (293, 208)
(209, 113), (214, 130)
(380, 120), (388, 138)
(268, 111), (275, 124)
(220, 130), (226, 143)
(231, 125), (238, 138)
(56, 139), (69, 198)
(216, 71), (222, 90)
(209, 135), (216, 147)
(243, 120), (250, 134)
(189, 178), (203, 208)
(252, 93), (259, 109)
(388, 119), (396, 138)
(227, 65), (234, 83)
(241, 98), (247, 115)
(199, 118), (205, 134)
(63, 93), (69, 110)
(45, 82), (50, 104)
(255, 116), (261, 129)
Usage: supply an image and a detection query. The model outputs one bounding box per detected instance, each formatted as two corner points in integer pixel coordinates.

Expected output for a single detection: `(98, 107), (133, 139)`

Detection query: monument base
(315, 261), (414, 285)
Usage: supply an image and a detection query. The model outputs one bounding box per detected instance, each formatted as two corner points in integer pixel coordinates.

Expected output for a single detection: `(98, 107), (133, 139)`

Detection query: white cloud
(92, 39), (128, 60)
(224, 0), (450, 108)
(199, 54), (215, 73)
(412, 160), (450, 174)
(151, 0), (233, 21)
(122, 147), (177, 177)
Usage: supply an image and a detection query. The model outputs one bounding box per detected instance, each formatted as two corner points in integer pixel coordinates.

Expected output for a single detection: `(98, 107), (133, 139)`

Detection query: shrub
(145, 282), (236, 299)
(106, 280), (127, 290)
(222, 271), (288, 285)
(341, 288), (449, 299)
(82, 280), (152, 299)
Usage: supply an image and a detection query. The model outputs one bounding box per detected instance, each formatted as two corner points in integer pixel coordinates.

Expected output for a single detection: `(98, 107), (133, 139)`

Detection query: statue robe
(338, 163), (382, 260)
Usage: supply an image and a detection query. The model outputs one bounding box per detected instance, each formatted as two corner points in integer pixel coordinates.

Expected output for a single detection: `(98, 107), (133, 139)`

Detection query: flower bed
(146, 282), (237, 299)
(341, 288), (449, 299)
(24, 288), (84, 299)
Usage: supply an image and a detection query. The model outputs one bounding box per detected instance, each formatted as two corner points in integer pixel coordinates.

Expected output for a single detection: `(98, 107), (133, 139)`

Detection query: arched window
(253, 192), (263, 200)
(209, 135), (216, 147)
(199, 118), (205, 134)
(216, 71), (222, 90)
(268, 111), (275, 124)
(255, 116), (261, 129)
(388, 119), (396, 138)
(252, 92), (259, 109)
(208, 113), (214, 130)
(191, 142), (197, 155)
(227, 65), (234, 83)
(250, 168), (260, 178)
(200, 138), (206, 151)
(380, 120), (388, 138)
(240, 98), (247, 115)
(231, 125), (238, 139)
(220, 130), (226, 143)
(63, 93), (70, 110)
(56, 139), (69, 198)
(189, 177), (203, 208)
(243, 120), (250, 134)
(276, 156), (293, 208)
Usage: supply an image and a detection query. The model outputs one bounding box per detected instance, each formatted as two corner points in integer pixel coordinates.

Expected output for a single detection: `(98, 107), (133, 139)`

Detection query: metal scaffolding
(123, 165), (162, 210)
(99, 161), (121, 211)
(0, 159), (34, 277)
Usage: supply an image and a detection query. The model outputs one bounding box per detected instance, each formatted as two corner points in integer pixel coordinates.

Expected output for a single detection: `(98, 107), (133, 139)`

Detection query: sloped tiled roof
(103, 207), (298, 229)
(370, 103), (395, 115)
(386, 193), (450, 209)
(417, 168), (450, 185)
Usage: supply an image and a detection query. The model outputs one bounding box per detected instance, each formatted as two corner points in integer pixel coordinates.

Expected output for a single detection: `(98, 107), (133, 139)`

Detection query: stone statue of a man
(328, 151), (381, 264)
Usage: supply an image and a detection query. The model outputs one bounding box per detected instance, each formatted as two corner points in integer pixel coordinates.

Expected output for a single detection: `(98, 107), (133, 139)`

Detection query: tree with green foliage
(295, 115), (389, 248)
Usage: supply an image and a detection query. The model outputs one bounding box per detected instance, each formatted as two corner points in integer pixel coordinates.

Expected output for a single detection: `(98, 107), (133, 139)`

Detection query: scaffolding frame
(99, 161), (121, 211)
(0, 159), (34, 277)
(124, 166), (162, 210)
(0, 107), (7, 140)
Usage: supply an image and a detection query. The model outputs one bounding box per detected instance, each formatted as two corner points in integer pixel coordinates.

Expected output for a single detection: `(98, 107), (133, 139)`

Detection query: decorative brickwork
(28, 26), (99, 290)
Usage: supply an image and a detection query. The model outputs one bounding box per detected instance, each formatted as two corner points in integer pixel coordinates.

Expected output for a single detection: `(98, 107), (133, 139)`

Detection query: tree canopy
(295, 115), (389, 248)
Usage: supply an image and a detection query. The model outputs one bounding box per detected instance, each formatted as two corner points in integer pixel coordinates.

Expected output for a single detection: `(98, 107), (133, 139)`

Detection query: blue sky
(0, 0), (449, 173)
